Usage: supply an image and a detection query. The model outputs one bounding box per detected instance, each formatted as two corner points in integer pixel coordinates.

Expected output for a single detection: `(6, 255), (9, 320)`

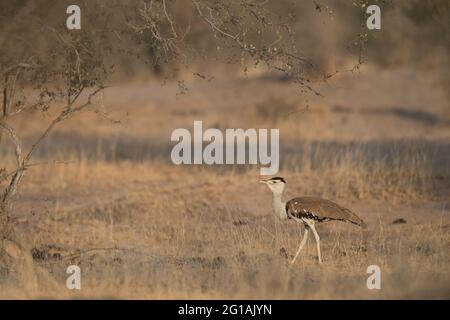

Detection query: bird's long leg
(308, 221), (322, 264)
(290, 225), (309, 265)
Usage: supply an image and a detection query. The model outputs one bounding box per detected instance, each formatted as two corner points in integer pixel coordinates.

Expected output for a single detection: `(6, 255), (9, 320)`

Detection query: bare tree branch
(0, 122), (24, 206)
(24, 86), (104, 163)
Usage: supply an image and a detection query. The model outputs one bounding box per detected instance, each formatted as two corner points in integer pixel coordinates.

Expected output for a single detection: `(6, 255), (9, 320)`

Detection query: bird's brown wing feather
(286, 197), (366, 228)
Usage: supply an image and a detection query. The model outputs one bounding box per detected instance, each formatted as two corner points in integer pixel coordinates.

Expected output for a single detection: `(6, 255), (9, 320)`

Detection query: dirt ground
(0, 66), (449, 299)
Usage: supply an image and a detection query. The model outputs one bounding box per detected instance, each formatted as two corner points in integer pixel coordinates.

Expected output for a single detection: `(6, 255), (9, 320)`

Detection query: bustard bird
(259, 176), (366, 264)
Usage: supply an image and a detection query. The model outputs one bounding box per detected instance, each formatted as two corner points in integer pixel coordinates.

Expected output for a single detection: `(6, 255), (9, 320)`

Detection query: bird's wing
(286, 197), (366, 228)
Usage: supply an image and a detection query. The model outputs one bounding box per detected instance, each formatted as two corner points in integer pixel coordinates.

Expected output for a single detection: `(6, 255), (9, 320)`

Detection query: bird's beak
(259, 179), (268, 184)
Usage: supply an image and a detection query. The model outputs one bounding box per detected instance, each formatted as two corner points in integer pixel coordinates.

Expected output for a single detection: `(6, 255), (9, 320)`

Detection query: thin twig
(24, 86), (104, 163)
(162, 0), (178, 38)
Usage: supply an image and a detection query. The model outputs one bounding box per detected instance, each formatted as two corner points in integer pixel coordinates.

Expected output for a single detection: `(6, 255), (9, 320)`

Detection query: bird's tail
(344, 208), (367, 228)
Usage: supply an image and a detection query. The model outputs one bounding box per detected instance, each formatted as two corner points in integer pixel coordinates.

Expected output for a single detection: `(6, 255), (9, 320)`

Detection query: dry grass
(0, 155), (448, 299)
(0, 68), (449, 299)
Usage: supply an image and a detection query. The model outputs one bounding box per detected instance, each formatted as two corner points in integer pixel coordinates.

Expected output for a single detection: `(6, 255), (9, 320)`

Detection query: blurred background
(1, 0), (449, 80)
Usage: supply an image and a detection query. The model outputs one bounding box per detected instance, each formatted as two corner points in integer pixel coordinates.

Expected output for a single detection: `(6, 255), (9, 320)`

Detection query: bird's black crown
(269, 176), (286, 183)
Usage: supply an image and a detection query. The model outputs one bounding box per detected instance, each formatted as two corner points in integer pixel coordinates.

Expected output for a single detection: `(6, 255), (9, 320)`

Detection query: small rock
(392, 218), (407, 224)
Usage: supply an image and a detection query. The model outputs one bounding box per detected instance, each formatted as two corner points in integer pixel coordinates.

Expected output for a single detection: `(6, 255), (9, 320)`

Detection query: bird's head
(259, 176), (286, 195)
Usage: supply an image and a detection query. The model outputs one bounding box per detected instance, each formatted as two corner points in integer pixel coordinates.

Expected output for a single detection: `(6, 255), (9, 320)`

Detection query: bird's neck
(272, 192), (288, 220)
